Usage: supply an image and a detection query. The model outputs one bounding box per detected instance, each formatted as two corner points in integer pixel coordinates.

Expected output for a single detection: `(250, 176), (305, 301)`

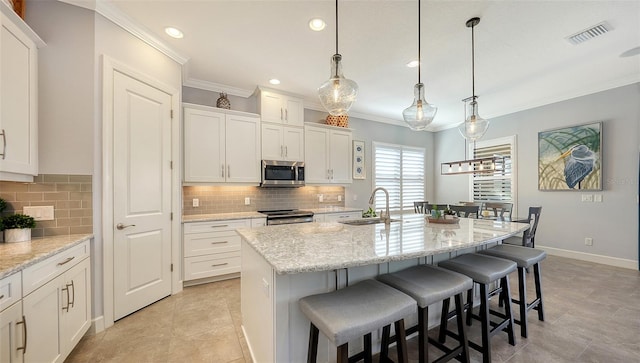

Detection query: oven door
(261, 160), (305, 187)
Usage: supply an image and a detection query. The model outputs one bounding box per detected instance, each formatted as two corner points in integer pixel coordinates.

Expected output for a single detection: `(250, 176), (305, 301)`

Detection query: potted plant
(2, 213), (36, 243)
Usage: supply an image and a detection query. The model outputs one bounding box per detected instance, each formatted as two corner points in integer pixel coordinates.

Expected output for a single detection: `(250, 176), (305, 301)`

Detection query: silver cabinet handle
(57, 256), (75, 266)
(62, 285), (70, 312)
(116, 223), (136, 230)
(16, 316), (27, 353)
(68, 280), (75, 308)
(211, 241), (228, 244)
(280, 108), (283, 120)
(280, 145), (284, 157)
(227, 165), (231, 178)
(0, 129), (5, 160)
(327, 169), (331, 179)
(221, 164), (225, 178)
(0, 294), (4, 300)
(211, 262), (228, 267)
(285, 109), (288, 121)
(285, 146), (288, 157)
(211, 225), (229, 228)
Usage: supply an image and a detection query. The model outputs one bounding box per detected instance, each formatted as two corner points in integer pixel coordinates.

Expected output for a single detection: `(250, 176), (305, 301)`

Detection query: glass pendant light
(458, 17), (489, 140)
(318, 0), (358, 116)
(402, 0), (437, 130)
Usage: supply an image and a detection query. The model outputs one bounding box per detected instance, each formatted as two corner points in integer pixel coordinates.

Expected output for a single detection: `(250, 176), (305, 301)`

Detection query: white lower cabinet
(183, 219), (250, 284)
(20, 242), (91, 363)
(0, 272), (25, 363)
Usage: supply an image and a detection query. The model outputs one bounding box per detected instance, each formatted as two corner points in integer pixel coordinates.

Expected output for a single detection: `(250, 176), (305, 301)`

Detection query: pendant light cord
(335, 0), (339, 55)
(471, 22), (475, 99)
(418, 0), (421, 83)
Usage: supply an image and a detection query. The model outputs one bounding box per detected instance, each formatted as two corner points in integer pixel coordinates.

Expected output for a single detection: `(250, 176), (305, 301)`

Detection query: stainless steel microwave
(261, 160), (305, 187)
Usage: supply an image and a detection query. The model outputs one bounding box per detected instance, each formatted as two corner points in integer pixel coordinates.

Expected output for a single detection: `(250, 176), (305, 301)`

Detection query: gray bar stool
(299, 279), (415, 363)
(377, 265), (472, 363)
(438, 253), (517, 363)
(478, 244), (546, 338)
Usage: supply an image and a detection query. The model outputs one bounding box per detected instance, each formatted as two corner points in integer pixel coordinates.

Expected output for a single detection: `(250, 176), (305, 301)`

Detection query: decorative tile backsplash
(183, 185), (345, 215)
(0, 174), (93, 237)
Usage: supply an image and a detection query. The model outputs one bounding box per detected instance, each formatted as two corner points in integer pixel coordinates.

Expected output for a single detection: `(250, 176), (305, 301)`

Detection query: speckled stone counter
(182, 211), (266, 223)
(0, 234), (93, 279)
(237, 214), (529, 274)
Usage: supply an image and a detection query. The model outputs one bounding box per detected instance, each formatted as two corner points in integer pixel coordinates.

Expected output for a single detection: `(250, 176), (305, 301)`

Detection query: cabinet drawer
(184, 219), (249, 234)
(23, 240), (89, 296)
(184, 233), (241, 257)
(184, 252), (241, 281)
(0, 272), (22, 312)
(324, 212), (362, 222)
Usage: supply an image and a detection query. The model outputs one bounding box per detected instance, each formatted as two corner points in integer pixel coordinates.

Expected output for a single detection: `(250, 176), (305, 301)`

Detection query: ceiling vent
(566, 22), (612, 45)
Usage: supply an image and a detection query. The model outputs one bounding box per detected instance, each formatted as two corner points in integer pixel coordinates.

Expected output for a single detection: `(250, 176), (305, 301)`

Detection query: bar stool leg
(418, 307), (429, 363)
(466, 288), (474, 326)
(307, 323), (319, 363)
(534, 263), (545, 321)
(454, 293), (471, 363)
(517, 267), (529, 338)
(479, 284), (491, 363)
(501, 275), (516, 346)
(438, 298), (450, 343)
(364, 333), (372, 363)
(395, 320), (408, 363)
(337, 343), (349, 363)
(380, 325), (391, 361)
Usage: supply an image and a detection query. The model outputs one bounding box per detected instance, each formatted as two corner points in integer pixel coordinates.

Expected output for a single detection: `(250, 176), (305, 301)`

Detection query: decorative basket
(326, 115), (349, 128)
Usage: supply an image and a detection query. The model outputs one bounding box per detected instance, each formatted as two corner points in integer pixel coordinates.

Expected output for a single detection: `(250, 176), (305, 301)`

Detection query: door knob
(116, 223), (136, 230)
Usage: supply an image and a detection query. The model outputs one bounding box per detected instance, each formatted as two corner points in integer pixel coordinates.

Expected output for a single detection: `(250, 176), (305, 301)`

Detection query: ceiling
(86, 1), (640, 130)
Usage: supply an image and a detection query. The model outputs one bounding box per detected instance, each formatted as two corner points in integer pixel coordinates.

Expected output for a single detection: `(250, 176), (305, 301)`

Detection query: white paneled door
(112, 70), (172, 320)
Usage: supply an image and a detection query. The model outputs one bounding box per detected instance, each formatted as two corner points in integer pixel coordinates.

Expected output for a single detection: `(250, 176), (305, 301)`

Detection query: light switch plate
(594, 194), (602, 202)
(192, 198), (199, 207)
(581, 194), (593, 202)
(244, 197), (250, 205)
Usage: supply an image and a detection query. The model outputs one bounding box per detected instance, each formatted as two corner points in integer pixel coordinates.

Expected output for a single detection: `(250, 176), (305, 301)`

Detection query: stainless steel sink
(339, 218), (401, 226)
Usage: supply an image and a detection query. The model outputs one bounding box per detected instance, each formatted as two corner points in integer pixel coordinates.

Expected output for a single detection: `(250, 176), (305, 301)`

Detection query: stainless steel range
(259, 209), (314, 225)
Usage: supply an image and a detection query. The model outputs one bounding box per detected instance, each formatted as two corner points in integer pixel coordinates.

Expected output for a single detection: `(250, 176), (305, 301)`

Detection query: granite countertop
(236, 214), (530, 275)
(182, 212), (266, 223)
(0, 234), (93, 279)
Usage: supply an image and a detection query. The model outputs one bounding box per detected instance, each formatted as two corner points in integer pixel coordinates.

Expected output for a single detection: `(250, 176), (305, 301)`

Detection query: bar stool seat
(438, 253), (517, 363)
(378, 265), (472, 363)
(478, 244), (546, 338)
(299, 279), (415, 363)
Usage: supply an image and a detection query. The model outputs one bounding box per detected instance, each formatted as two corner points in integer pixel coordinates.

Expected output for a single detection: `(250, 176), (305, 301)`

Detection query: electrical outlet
(23, 206), (54, 221)
(244, 197), (251, 205)
(192, 198), (199, 207)
(338, 195), (342, 202)
(594, 194), (603, 202)
(318, 194), (323, 202)
(581, 194), (593, 202)
(585, 237), (593, 246)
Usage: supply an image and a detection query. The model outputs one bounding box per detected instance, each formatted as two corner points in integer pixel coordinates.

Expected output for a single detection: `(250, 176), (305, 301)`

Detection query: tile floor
(66, 255), (640, 362)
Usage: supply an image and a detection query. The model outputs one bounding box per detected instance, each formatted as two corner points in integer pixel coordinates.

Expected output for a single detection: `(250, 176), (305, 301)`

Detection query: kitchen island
(237, 214), (529, 363)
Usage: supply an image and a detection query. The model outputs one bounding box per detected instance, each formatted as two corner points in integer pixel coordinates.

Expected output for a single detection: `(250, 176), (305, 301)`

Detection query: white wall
(435, 83), (640, 264)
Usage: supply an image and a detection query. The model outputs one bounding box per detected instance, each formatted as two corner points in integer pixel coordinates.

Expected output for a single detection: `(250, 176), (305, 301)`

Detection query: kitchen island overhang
(237, 214), (530, 363)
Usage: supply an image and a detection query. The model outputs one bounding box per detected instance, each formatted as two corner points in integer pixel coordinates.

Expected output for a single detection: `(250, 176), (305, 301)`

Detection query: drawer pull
(62, 285), (70, 312)
(211, 225), (229, 228)
(211, 241), (228, 245)
(211, 263), (228, 267)
(57, 256), (75, 266)
(17, 316), (27, 353)
(0, 294), (4, 299)
(68, 280), (75, 308)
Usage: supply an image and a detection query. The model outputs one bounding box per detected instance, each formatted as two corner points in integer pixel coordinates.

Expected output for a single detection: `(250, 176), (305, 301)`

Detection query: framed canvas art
(353, 140), (365, 179)
(538, 122), (602, 190)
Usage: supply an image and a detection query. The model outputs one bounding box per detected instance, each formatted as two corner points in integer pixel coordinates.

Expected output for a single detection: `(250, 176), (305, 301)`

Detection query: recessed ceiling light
(269, 79), (281, 85)
(165, 27), (184, 39)
(406, 60), (419, 68)
(309, 18), (326, 31)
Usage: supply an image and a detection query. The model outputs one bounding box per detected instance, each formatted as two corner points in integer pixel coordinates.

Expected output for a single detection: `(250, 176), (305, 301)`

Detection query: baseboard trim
(537, 245), (638, 270)
(88, 315), (105, 335)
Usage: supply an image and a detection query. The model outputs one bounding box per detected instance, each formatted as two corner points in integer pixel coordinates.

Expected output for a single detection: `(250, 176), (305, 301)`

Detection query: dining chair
(504, 207), (542, 248)
(413, 201), (429, 214)
(483, 202), (513, 220)
(449, 205), (480, 218)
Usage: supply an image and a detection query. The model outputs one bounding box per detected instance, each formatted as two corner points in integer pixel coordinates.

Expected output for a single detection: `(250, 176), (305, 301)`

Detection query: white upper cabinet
(256, 87), (304, 126)
(261, 124), (304, 162)
(183, 103), (261, 184)
(304, 123), (352, 184)
(0, 5), (45, 182)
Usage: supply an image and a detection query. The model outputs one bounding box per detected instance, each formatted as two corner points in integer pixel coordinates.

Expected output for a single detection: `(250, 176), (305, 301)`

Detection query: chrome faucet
(369, 187), (390, 223)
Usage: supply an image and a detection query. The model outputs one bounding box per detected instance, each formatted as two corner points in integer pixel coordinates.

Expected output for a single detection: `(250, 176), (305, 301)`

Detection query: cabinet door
(259, 91), (284, 123)
(329, 130), (352, 184)
(283, 96), (304, 126)
(0, 13), (38, 179)
(184, 107), (226, 182)
(225, 114), (261, 183)
(23, 276), (63, 363)
(304, 127), (329, 183)
(282, 126), (304, 161)
(261, 123), (284, 161)
(0, 302), (24, 363)
(60, 258), (91, 358)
